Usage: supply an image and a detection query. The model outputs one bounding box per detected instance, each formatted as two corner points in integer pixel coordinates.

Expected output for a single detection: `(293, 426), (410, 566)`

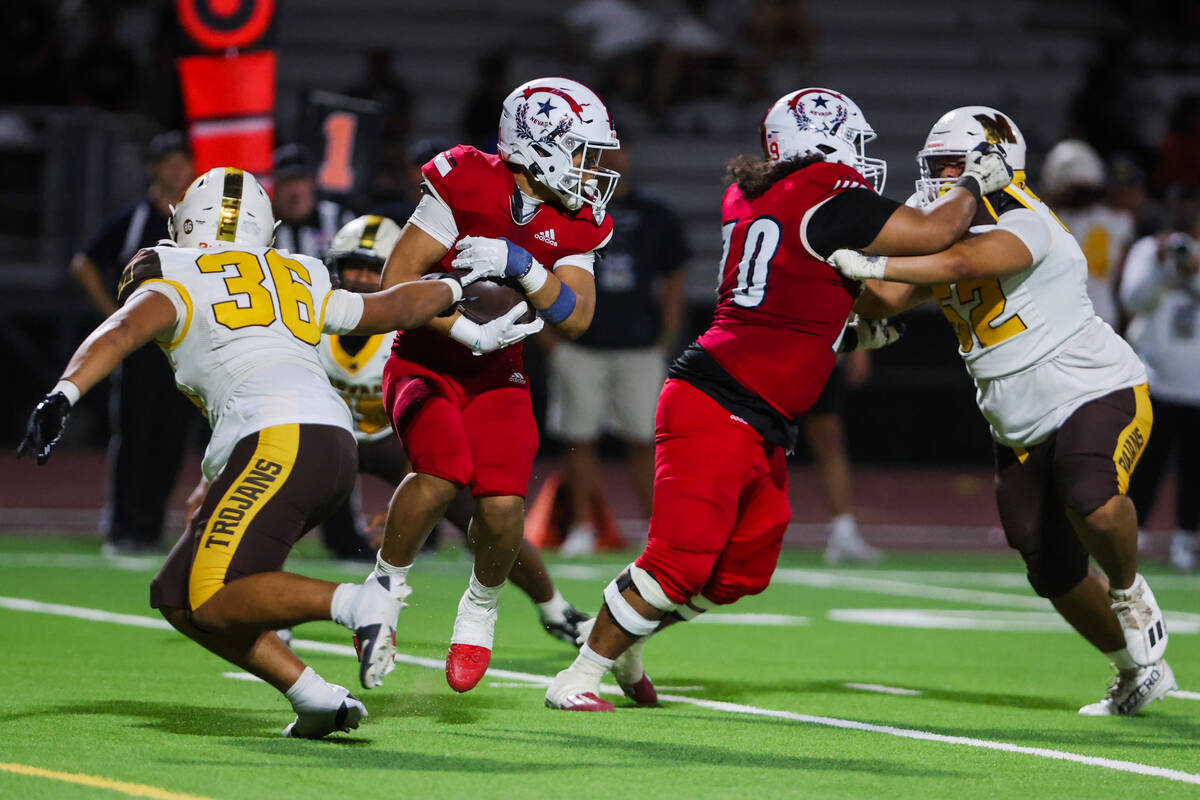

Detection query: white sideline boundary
(1, 595), (1198, 786)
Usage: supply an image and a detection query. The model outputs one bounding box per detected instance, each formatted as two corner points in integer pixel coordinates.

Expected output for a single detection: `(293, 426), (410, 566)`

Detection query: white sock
(373, 553), (411, 595)
(285, 666), (332, 710)
(1109, 573), (1143, 599)
(536, 588), (570, 621)
(832, 513), (857, 538)
(467, 571), (504, 610)
(1107, 648), (1138, 671)
(577, 643), (615, 677)
(329, 583), (358, 628)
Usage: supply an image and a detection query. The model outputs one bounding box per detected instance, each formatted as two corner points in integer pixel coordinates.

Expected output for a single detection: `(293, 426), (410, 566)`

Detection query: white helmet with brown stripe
(168, 167), (276, 248)
(915, 106), (1027, 203)
(325, 214), (402, 292)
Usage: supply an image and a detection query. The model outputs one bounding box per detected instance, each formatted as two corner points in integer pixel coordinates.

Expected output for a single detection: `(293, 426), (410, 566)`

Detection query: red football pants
(635, 379), (790, 605)
(383, 356), (538, 498)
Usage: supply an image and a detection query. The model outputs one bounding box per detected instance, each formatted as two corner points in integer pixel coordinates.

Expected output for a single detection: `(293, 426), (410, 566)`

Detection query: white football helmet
(762, 88), (886, 192)
(497, 77), (620, 223)
(168, 167), (275, 248)
(325, 214), (402, 291)
(915, 106), (1027, 203)
(1042, 139), (1105, 197)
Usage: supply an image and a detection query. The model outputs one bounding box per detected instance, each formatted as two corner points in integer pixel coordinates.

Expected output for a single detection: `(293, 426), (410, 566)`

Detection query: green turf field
(1, 534), (1197, 799)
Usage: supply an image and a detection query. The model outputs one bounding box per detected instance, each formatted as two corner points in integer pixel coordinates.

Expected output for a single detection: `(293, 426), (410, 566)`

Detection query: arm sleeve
(321, 288), (366, 334)
(803, 189), (901, 259)
(995, 209), (1052, 265)
(406, 184), (459, 248)
(1118, 236), (1168, 314)
(126, 280), (186, 343)
(553, 230), (612, 276)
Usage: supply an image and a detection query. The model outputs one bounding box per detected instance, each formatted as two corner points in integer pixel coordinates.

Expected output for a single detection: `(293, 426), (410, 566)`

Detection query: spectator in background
(344, 48), (413, 146)
(462, 51), (510, 152)
(67, 131), (197, 555)
(807, 350), (882, 565)
(1119, 198), (1200, 572)
(1042, 139), (1138, 327)
(271, 144), (355, 259)
(67, 2), (140, 112)
(545, 142), (689, 556)
(1152, 94), (1200, 195)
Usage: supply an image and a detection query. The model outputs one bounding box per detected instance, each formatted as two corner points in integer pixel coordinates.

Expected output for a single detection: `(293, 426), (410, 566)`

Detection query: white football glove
(450, 236), (550, 292)
(448, 302), (545, 354)
(838, 315), (903, 352)
(828, 249), (887, 280)
(961, 142), (1014, 196)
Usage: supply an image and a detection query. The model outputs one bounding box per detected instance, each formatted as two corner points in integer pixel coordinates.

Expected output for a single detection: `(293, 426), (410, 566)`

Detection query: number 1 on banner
(318, 111), (357, 194)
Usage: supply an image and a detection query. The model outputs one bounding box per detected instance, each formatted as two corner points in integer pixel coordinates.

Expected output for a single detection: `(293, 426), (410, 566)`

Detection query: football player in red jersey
(545, 89), (1016, 711)
(355, 78), (620, 693)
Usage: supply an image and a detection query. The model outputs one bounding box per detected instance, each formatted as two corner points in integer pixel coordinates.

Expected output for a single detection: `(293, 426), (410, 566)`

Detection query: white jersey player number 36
(196, 248), (324, 344)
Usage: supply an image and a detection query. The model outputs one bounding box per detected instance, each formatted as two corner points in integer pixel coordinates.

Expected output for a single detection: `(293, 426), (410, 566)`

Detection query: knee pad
(603, 565), (677, 637)
(670, 595), (715, 622)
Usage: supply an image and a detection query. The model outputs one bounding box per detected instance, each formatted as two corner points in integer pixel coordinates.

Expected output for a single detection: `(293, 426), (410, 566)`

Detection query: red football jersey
(696, 161), (868, 419)
(392, 144), (614, 380)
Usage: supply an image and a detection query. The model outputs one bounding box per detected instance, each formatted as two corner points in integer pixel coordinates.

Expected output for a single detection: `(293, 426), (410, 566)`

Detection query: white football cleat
(575, 617), (657, 705)
(283, 684), (367, 738)
(545, 666), (614, 712)
(346, 575), (407, 690)
(560, 523), (597, 558)
(824, 519), (882, 566)
(541, 603), (590, 646)
(1169, 531), (1197, 572)
(1078, 660), (1177, 716)
(1109, 574), (1168, 666)
(446, 587), (498, 693)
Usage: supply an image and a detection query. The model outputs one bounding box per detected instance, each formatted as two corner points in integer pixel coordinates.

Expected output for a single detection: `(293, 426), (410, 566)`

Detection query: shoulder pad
(116, 248), (164, 306)
(983, 190), (1028, 220)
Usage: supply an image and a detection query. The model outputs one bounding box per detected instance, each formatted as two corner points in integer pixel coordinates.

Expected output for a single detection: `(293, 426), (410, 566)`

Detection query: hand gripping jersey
(928, 180), (1146, 446)
(318, 333), (392, 443)
(395, 144), (613, 380)
(694, 162), (865, 420)
(117, 243), (364, 479)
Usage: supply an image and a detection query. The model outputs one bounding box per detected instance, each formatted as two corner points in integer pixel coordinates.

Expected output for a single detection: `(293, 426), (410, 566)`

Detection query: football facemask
(915, 105), (1026, 204)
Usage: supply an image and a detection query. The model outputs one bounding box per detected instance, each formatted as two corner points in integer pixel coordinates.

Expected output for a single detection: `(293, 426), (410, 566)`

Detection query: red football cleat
(545, 691), (616, 712)
(619, 672), (658, 706)
(445, 643), (491, 692)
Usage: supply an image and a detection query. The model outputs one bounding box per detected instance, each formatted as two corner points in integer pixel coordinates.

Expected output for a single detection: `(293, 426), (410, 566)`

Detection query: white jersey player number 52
(196, 249), (323, 344)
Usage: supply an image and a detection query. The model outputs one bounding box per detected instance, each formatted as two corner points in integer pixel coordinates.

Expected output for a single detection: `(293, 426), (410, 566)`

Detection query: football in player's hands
(450, 269), (537, 325)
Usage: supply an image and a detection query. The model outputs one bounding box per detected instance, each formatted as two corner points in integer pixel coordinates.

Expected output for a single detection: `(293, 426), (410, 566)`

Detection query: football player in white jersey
(829, 107), (1177, 716)
(18, 167), (522, 738)
(319, 214), (590, 644)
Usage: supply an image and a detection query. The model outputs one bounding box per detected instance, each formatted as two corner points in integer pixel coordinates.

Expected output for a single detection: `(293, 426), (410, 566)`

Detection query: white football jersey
(118, 242), (365, 479)
(317, 333), (393, 443)
(1056, 204), (1135, 326)
(930, 182), (1146, 446)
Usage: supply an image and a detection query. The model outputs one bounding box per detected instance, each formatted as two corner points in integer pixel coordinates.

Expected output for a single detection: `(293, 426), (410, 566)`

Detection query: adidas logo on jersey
(534, 229), (558, 246)
(509, 372), (527, 385)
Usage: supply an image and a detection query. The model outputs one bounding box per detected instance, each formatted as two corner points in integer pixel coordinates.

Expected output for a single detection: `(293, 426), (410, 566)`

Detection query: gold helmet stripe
(216, 168), (245, 243)
(359, 215), (384, 250)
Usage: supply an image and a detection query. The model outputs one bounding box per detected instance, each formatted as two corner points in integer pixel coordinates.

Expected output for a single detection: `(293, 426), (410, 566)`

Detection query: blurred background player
(1120, 197), (1200, 572)
(805, 348), (881, 565)
(544, 139), (689, 557)
(1041, 139), (1139, 327)
(270, 143), (355, 260)
(546, 88), (1012, 712)
(67, 130), (199, 556)
(833, 106), (1176, 716)
(363, 78), (619, 694)
(21, 166), (483, 738)
(319, 214), (591, 642)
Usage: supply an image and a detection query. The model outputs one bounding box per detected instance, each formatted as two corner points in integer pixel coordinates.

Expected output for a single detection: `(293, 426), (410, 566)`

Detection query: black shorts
(994, 384), (1152, 598)
(150, 423), (357, 611)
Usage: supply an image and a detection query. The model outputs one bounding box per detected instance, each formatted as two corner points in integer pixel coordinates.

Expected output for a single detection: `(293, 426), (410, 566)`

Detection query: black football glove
(17, 392), (72, 465)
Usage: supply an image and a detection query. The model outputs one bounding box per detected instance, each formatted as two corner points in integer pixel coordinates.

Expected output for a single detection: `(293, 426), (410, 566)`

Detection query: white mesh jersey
(929, 181), (1146, 446)
(117, 242), (365, 479)
(1056, 204), (1135, 326)
(317, 332), (393, 443)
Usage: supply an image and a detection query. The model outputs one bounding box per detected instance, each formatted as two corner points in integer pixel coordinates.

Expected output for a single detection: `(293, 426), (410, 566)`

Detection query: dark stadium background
(1, 0), (1195, 496)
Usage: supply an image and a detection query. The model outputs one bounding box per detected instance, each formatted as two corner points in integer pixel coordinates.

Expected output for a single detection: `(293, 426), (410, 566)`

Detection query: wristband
(52, 379), (81, 406)
(954, 174), (983, 201)
(437, 276), (464, 304)
(540, 282), (577, 325)
(517, 258), (550, 294)
(448, 315), (481, 351)
(503, 242), (550, 293)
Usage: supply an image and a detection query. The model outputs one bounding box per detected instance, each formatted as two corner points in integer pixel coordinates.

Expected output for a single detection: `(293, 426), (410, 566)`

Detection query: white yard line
(2, 595), (1198, 786)
(1174, 691), (1200, 702)
(843, 683), (923, 696)
(222, 672), (265, 683)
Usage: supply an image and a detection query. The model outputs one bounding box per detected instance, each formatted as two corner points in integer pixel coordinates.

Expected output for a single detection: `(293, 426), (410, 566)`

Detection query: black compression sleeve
(805, 189), (901, 259)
